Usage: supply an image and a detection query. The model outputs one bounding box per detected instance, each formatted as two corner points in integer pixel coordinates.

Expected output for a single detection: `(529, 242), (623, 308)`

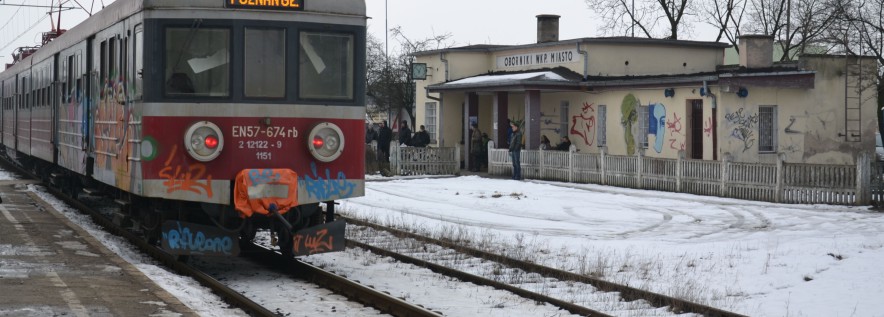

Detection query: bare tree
(366, 29), (452, 125)
(585, 0), (695, 39)
(744, 0), (838, 60)
(827, 0), (884, 132)
(700, 0), (747, 52)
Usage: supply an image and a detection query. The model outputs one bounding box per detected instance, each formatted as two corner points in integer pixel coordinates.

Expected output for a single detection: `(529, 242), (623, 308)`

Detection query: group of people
(367, 120), (431, 163)
(369, 119), (571, 181)
(539, 135), (572, 151)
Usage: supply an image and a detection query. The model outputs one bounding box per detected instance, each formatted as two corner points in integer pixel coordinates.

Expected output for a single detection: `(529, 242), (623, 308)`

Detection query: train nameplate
(162, 221), (241, 256)
(225, 0), (304, 11)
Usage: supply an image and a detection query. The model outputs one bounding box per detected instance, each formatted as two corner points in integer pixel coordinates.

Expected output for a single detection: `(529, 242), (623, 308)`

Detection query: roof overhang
(427, 71), (583, 93)
(718, 71), (816, 89)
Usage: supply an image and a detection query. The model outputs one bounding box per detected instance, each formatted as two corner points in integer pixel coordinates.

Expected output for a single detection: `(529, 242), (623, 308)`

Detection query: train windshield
(299, 32), (354, 100)
(164, 27), (230, 97)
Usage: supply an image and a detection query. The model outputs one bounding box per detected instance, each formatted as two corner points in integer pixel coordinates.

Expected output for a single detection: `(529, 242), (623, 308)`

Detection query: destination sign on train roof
(226, 0), (304, 11)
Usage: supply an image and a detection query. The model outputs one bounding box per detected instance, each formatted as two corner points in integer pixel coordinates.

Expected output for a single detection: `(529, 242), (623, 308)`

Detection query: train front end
(134, 1), (366, 257)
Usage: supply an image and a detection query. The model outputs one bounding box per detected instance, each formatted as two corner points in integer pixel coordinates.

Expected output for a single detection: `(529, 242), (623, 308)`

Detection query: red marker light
(312, 136), (324, 148)
(204, 135), (219, 149)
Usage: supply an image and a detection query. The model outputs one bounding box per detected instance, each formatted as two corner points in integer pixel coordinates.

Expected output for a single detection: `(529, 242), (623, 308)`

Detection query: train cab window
(244, 27), (285, 98)
(164, 27), (230, 97)
(298, 31), (354, 100)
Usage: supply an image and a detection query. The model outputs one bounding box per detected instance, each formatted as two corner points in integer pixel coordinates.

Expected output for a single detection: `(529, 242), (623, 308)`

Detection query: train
(0, 0), (366, 258)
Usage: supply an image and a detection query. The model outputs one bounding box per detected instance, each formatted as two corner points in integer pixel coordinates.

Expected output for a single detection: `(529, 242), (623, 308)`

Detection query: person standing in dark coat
(399, 120), (412, 146)
(508, 121), (523, 180)
(377, 120), (393, 162)
(412, 125), (430, 147)
(469, 123), (483, 171)
(555, 136), (572, 151)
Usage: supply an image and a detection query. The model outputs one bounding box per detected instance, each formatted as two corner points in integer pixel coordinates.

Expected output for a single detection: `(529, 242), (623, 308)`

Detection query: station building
(412, 15), (879, 171)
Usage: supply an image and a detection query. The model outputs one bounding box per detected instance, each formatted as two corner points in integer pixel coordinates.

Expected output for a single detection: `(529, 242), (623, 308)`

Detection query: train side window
(298, 31), (354, 100)
(134, 26), (143, 99)
(164, 27), (230, 97)
(68, 55), (75, 103)
(100, 40), (107, 90)
(244, 27), (285, 98)
(109, 37), (116, 86)
(76, 52), (83, 101)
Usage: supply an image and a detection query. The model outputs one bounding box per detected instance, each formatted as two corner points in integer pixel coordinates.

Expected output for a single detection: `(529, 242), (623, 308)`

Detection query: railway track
(340, 216), (749, 317)
(3, 161), (439, 317)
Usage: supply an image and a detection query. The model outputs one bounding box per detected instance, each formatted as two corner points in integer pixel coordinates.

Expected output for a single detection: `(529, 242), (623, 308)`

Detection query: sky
(1, 0), (724, 65)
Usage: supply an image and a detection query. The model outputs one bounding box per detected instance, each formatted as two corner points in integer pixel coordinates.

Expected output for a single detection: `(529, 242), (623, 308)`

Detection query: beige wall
(413, 45), (878, 165)
(588, 44), (723, 77)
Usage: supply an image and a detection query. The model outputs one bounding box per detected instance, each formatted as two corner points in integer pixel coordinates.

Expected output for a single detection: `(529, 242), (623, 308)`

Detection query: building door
(689, 99), (703, 159)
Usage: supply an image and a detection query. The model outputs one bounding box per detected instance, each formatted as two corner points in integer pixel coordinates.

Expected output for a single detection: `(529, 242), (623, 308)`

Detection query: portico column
(464, 92), (478, 170)
(493, 92), (508, 148)
(524, 90), (541, 150)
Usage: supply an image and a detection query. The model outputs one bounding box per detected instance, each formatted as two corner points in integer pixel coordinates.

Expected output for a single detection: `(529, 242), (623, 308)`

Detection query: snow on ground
(6, 165), (884, 316)
(339, 175), (884, 317)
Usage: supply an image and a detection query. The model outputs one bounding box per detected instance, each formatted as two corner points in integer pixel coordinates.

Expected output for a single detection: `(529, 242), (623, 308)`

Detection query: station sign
(496, 48), (579, 68)
(225, 0), (304, 11)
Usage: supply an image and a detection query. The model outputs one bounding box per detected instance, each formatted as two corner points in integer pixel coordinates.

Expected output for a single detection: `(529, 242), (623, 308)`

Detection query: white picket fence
(390, 142), (460, 176)
(489, 142), (875, 206)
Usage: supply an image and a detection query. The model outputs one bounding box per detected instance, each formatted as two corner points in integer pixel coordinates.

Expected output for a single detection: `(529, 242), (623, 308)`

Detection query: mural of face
(652, 103), (667, 153)
(621, 94), (639, 155)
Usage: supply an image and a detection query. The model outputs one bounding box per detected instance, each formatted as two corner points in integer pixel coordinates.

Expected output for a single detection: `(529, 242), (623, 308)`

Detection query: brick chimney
(536, 14), (560, 43)
(738, 35), (774, 69)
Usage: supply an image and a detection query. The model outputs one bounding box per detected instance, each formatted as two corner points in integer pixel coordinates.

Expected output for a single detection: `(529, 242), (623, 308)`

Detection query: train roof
(1, 0), (367, 81)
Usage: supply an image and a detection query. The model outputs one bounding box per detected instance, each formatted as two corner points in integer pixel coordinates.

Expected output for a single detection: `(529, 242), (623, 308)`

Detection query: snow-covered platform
(0, 180), (196, 316)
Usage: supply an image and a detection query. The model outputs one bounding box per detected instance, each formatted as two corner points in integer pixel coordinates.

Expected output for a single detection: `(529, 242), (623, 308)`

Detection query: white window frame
(425, 101), (437, 144)
(639, 105), (649, 149)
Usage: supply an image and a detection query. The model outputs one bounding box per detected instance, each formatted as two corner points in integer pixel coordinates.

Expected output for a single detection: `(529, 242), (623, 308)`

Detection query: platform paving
(0, 181), (196, 316)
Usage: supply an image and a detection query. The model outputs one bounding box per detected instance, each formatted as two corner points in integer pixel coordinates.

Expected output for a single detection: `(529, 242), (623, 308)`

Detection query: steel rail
(239, 243), (443, 317)
(1, 160), (278, 317)
(342, 216), (749, 317)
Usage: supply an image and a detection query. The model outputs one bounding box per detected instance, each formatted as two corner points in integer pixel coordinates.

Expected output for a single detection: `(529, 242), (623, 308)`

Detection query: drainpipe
(577, 42), (588, 79)
(440, 52), (449, 82)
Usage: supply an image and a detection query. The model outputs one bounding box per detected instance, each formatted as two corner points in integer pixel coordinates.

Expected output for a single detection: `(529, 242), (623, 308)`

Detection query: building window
(245, 27), (286, 98)
(598, 105), (607, 146)
(425, 102), (437, 143)
(758, 105), (777, 153)
(639, 105), (649, 148)
(559, 101), (569, 138)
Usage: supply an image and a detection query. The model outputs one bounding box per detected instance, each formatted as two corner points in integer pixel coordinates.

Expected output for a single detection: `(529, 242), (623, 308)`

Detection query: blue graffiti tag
(162, 221), (235, 255)
(301, 162), (356, 201)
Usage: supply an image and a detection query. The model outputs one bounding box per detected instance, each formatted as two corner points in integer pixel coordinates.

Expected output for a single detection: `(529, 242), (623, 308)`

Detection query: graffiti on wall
(666, 113), (686, 151)
(648, 103), (667, 153)
(569, 102), (596, 146)
(724, 108), (758, 152)
(784, 116), (802, 134)
(621, 94), (639, 155)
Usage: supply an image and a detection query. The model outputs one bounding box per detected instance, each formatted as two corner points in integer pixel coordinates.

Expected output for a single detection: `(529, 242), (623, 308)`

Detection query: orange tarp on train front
(234, 169), (298, 218)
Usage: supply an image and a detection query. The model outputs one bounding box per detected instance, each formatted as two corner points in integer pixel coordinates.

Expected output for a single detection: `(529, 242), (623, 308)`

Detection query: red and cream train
(0, 0), (366, 257)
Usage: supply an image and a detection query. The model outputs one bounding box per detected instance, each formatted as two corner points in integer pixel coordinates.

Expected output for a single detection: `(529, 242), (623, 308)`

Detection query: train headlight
(307, 122), (344, 162)
(184, 121), (224, 162)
